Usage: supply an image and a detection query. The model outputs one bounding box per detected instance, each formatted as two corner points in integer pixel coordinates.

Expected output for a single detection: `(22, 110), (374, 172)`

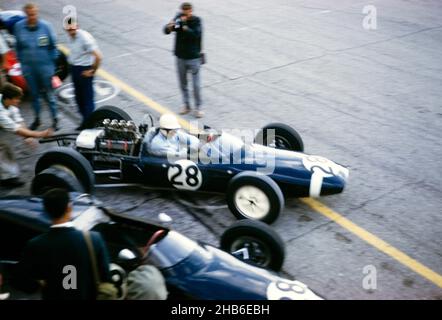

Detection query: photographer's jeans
(176, 58), (201, 109)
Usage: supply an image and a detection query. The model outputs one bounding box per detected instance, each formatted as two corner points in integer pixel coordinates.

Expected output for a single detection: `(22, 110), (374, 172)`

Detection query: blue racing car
(0, 193), (322, 300)
(32, 106), (349, 224)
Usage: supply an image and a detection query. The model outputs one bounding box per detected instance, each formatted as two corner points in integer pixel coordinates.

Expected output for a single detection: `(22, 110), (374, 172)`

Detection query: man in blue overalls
(13, 3), (59, 130)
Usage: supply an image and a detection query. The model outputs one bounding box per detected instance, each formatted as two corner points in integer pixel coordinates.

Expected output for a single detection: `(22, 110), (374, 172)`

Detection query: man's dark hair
(1, 83), (23, 100)
(43, 189), (70, 220)
(181, 2), (192, 10)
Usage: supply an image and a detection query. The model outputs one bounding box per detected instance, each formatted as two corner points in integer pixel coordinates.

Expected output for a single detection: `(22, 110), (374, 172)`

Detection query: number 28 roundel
(167, 159), (203, 191)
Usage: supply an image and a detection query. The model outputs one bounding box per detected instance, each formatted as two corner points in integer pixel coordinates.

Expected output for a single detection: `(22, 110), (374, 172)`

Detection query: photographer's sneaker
(179, 105), (191, 115)
(194, 110), (204, 118)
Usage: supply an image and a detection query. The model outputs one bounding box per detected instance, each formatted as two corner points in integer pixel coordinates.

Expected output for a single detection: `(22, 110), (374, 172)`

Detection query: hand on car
(40, 128), (54, 138)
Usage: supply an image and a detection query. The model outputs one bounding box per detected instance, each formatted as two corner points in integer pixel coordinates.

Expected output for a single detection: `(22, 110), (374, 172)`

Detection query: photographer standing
(164, 2), (204, 118)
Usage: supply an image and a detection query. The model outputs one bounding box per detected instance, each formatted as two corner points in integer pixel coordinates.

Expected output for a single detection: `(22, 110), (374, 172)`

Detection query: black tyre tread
(256, 122), (304, 152)
(31, 167), (85, 195)
(220, 220), (285, 271)
(55, 50), (69, 81)
(227, 171), (284, 224)
(82, 105), (132, 129)
(35, 147), (95, 194)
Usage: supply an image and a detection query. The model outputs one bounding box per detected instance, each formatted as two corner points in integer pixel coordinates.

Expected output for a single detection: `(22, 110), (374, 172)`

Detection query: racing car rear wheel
(31, 167), (85, 195)
(255, 123), (304, 152)
(220, 220), (285, 272)
(227, 172), (284, 224)
(35, 147), (95, 194)
(82, 105), (133, 129)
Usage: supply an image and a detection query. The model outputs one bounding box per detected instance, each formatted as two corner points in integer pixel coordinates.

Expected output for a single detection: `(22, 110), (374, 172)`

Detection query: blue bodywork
(0, 10), (25, 33)
(0, 195), (321, 300)
(119, 136), (349, 198)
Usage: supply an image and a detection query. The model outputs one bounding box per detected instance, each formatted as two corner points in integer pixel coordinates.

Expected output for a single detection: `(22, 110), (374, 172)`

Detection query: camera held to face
(173, 14), (187, 31)
(174, 18), (182, 30)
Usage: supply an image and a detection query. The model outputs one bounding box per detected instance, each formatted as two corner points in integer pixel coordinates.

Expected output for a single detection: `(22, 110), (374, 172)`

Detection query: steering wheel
(139, 114), (155, 134)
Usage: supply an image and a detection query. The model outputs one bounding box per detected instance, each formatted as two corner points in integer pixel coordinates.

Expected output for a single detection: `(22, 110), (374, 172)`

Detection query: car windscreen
(71, 206), (111, 231)
(199, 132), (247, 161)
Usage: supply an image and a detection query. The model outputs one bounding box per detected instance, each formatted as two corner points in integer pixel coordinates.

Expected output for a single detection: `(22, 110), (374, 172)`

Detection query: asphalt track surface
(1, 0), (441, 299)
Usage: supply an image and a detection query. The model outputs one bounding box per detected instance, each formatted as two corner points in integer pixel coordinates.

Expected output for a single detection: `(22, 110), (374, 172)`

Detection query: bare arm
(82, 50), (102, 77)
(91, 50), (102, 72)
(15, 127), (53, 139)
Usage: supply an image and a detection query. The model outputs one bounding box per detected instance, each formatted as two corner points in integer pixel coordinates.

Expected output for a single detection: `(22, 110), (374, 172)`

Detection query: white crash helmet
(159, 114), (181, 130)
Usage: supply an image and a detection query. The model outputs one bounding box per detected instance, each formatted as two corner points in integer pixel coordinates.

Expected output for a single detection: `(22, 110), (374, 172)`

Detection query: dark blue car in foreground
(0, 194), (322, 300)
(31, 106), (349, 224)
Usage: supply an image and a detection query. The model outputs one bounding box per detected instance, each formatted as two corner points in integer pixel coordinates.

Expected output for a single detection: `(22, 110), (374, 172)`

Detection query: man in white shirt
(0, 83), (52, 188)
(64, 20), (102, 129)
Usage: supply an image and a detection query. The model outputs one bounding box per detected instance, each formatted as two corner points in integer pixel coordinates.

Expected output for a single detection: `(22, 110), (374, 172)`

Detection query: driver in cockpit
(143, 113), (199, 158)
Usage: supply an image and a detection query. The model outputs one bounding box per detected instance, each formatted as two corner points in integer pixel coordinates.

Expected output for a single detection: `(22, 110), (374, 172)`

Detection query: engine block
(76, 119), (143, 156)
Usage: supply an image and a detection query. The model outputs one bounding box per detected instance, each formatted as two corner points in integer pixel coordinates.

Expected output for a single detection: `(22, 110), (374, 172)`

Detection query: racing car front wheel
(227, 172), (284, 224)
(255, 123), (304, 152)
(82, 105), (133, 129)
(31, 167), (85, 195)
(220, 220), (285, 272)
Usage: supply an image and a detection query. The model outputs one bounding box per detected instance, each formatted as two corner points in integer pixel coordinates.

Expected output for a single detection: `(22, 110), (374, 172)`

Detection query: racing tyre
(31, 167), (85, 195)
(255, 123), (304, 152)
(55, 49), (69, 81)
(220, 220), (285, 272)
(35, 147), (95, 194)
(227, 172), (284, 224)
(82, 105), (133, 129)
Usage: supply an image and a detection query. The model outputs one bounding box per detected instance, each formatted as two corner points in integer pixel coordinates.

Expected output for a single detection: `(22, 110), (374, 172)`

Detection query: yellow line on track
(301, 198), (442, 288)
(58, 44), (197, 131)
(58, 44), (442, 289)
